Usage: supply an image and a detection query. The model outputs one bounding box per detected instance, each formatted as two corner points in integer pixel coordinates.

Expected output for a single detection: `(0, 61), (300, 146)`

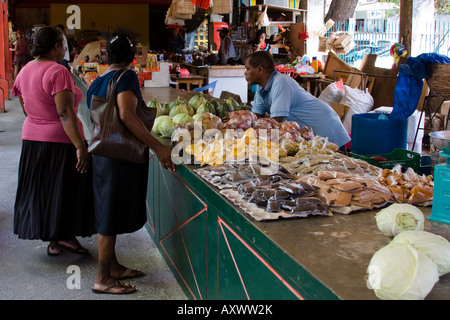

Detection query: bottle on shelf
(176, 63), (181, 78)
(311, 56), (318, 73)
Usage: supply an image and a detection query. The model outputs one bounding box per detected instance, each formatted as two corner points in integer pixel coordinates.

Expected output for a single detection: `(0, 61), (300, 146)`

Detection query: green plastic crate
(350, 148), (421, 173)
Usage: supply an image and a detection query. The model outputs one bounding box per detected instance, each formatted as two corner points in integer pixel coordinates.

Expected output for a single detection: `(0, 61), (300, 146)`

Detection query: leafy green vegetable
(152, 115), (171, 134)
(172, 113), (194, 125)
(159, 117), (176, 138)
(392, 230), (450, 276)
(366, 242), (439, 300)
(169, 103), (189, 118)
(147, 98), (162, 117)
(189, 93), (206, 111)
(376, 203), (425, 236)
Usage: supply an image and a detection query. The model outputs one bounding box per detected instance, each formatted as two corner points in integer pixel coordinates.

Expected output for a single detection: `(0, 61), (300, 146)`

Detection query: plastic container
(351, 113), (408, 155)
(311, 57), (318, 73)
(350, 148), (421, 173)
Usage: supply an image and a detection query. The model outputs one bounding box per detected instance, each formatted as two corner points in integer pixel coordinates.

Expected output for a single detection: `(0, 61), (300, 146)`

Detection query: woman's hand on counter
(156, 144), (176, 172)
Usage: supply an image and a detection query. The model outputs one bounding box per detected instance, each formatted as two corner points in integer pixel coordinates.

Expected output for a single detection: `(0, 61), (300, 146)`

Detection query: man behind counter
(245, 51), (351, 151)
(217, 27), (243, 65)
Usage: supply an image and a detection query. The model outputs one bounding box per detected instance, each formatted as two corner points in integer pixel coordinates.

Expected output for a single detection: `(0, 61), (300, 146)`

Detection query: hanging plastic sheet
(191, 0), (211, 10)
(390, 53), (450, 120)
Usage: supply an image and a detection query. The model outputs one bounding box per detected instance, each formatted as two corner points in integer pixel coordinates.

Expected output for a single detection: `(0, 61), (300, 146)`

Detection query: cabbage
(189, 93), (206, 111)
(366, 243), (439, 300)
(172, 113), (193, 125)
(147, 98), (162, 117)
(192, 113), (202, 122)
(159, 117), (176, 138)
(196, 101), (212, 115)
(185, 101), (195, 116)
(169, 103), (189, 118)
(152, 115), (171, 134)
(169, 96), (182, 109)
(161, 103), (170, 116)
(376, 203), (425, 236)
(392, 230), (450, 276)
(209, 99), (220, 116)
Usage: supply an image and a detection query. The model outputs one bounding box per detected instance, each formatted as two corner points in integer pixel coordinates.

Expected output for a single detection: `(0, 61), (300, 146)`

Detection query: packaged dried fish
(258, 189), (276, 199)
(238, 181), (257, 196)
(295, 197), (323, 206)
(274, 189), (290, 199)
(249, 191), (267, 207)
(280, 200), (297, 211)
(266, 199), (282, 213)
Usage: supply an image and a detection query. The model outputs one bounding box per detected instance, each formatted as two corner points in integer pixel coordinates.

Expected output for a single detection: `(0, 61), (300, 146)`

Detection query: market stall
(72, 67), (450, 299)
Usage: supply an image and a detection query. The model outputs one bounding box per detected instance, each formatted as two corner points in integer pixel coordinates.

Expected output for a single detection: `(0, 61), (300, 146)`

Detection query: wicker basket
(210, 0), (232, 14)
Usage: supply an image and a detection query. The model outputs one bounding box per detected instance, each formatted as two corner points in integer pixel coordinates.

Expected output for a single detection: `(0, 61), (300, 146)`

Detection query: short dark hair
(56, 24), (65, 31)
(30, 26), (64, 57)
(247, 51), (275, 73)
(107, 31), (136, 64)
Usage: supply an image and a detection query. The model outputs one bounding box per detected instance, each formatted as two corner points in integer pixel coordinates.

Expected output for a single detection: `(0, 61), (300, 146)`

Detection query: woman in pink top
(12, 26), (95, 256)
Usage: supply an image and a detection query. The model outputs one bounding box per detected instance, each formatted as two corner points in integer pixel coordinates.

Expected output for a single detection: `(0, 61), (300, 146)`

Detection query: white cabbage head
(376, 203), (424, 236)
(392, 230), (450, 276)
(367, 243), (439, 300)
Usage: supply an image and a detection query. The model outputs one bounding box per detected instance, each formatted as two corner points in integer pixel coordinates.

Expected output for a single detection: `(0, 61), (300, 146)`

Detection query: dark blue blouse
(86, 69), (142, 109)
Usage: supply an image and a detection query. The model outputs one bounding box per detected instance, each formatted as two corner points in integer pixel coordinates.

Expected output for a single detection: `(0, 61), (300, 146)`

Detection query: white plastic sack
(257, 5), (270, 27)
(318, 80), (345, 106)
(341, 85), (374, 133)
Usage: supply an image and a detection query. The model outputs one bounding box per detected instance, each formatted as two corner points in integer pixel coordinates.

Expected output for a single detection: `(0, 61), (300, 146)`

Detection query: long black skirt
(92, 155), (148, 236)
(14, 140), (96, 241)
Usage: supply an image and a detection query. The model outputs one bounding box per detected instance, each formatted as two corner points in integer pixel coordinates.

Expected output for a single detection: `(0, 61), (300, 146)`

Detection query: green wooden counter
(73, 72), (450, 300)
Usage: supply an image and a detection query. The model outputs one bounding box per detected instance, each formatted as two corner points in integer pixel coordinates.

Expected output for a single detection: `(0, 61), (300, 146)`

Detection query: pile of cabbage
(366, 203), (450, 300)
(149, 94), (244, 138)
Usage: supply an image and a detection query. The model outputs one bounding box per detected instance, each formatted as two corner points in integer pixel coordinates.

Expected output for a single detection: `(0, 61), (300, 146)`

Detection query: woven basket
(210, 0), (232, 14)
(173, 0), (196, 15)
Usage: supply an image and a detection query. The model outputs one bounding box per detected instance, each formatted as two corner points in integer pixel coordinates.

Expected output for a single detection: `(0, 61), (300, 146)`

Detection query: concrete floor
(0, 95), (187, 300)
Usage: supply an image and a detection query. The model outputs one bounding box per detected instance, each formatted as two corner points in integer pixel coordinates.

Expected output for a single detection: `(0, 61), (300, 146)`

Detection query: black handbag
(88, 69), (156, 163)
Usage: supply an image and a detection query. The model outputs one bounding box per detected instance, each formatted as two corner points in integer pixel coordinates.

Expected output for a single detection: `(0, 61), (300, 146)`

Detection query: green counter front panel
(145, 153), (338, 300)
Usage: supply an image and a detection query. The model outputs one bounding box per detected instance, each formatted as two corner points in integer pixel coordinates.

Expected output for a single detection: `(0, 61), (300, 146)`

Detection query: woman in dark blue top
(87, 32), (175, 295)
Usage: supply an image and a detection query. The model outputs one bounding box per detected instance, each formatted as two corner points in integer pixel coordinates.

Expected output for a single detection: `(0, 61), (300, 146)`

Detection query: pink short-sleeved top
(12, 61), (85, 143)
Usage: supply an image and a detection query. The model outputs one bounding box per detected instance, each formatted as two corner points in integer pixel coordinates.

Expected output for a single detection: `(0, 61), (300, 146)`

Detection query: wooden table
(170, 74), (204, 92)
(295, 74), (326, 94)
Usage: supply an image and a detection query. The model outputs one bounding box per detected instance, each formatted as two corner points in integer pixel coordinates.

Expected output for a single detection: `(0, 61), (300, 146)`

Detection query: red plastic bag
(180, 68), (190, 77)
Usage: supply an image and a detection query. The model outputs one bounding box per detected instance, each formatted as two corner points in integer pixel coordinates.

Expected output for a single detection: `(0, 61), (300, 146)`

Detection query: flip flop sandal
(60, 244), (91, 256)
(91, 280), (136, 295)
(47, 245), (62, 257)
(116, 268), (145, 280)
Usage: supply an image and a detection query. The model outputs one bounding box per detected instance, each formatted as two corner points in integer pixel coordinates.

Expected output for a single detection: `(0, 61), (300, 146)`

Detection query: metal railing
(326, 19), (450, 68)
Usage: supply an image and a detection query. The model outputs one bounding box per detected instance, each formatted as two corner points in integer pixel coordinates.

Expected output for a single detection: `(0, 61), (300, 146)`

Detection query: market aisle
(0, 95), (187, 300)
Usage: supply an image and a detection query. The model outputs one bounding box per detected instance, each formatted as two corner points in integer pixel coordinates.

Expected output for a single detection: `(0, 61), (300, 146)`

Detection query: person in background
(10, 29), (30, 79)
(87, 31), (175, 295)
(168, 28), (185, 55)
(251, 29), (272, 54)
(55, 24), (70, 69)
(12, 26), (95, 257)
(245, 51), (350, 151)
(217, 27), (242, 65)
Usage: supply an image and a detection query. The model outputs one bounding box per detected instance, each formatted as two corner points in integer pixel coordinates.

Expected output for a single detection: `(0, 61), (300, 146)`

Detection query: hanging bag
(88, 69), (156, 163)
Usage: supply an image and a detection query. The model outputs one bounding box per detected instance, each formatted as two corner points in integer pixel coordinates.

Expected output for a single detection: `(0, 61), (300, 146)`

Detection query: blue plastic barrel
(351, 113), (408, 155)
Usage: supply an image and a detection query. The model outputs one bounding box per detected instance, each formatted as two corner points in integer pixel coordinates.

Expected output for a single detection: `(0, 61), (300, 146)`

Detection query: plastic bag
(341, 85), (374, 133)
(318, 79), (345, 106)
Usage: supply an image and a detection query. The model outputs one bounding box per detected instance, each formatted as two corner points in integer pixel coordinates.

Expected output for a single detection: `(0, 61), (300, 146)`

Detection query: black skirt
(92, 155), (148, 236)
(14, 140), (96, 241)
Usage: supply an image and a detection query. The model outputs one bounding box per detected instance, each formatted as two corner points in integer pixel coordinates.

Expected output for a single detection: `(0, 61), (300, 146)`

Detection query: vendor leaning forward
(245, 51), (350, 152)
